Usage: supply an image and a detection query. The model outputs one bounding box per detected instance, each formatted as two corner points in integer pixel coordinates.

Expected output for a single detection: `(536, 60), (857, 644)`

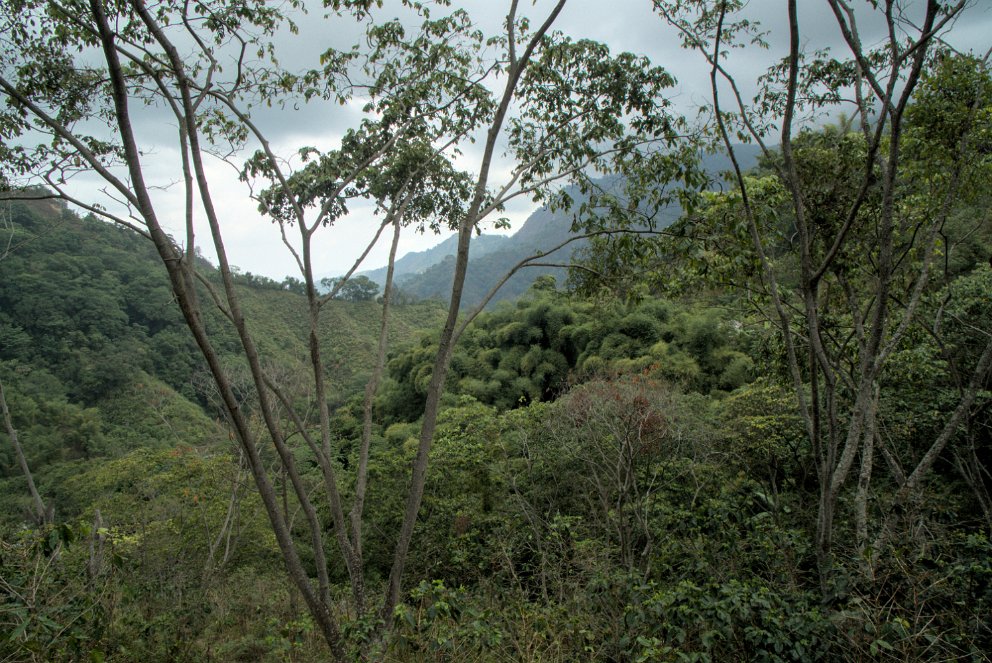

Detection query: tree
(0, 375), (48, 524)
(325, 274), (380, 301)
(0, 200), (49, 525)
(641, 0), (992, 594)
(0, 0), (690, 657)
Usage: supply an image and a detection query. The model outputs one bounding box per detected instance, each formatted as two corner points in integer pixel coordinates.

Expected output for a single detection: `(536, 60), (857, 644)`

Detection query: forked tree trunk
(666, 0), (973, 595)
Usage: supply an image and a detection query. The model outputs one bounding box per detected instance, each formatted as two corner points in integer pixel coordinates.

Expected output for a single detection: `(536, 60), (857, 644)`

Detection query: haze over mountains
(355, 233), (511, 289)
(342, 146), (762, 309)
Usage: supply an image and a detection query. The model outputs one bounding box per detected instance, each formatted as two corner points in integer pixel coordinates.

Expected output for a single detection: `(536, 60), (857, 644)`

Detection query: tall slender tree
(0, 0), (691, 656)
(646, 0), (992, 593)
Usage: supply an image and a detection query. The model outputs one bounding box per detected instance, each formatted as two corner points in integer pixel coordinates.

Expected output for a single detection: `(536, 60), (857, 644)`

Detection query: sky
(53, 0), (992, 282)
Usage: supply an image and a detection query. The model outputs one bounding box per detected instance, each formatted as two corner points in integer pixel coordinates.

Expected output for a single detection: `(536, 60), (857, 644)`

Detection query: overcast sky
(58, 0), (992, 281)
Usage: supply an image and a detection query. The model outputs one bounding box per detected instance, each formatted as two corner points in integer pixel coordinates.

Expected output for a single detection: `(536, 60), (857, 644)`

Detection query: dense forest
(2, 1), (992, 661)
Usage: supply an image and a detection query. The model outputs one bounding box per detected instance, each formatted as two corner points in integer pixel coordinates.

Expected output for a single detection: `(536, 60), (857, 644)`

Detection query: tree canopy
(2, 1), (991, 661)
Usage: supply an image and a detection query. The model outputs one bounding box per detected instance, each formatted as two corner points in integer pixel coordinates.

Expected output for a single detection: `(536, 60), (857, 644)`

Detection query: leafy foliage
(379, 285), (754, 422)
(1, 4), (991, 663)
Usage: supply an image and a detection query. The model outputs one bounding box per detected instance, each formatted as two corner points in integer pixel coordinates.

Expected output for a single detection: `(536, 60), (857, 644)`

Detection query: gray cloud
(47, 1), (992, 280)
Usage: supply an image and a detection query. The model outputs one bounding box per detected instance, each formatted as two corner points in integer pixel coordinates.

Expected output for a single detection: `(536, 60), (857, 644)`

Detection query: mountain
(397, 203), (576, 307)
(333, 233), (510, 289)
(397, 145), (764, 308)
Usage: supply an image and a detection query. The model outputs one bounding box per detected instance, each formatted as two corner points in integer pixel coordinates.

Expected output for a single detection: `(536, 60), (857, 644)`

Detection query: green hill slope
(0, 195), (446, 517)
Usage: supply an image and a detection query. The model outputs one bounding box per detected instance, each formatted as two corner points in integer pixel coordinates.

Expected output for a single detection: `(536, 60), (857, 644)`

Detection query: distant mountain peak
(328, 233), (510, 289)
(354, 146), (765, 308)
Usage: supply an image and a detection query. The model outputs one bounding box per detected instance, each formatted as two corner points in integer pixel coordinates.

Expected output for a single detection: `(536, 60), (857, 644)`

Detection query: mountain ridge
(394, 146), (764, 308)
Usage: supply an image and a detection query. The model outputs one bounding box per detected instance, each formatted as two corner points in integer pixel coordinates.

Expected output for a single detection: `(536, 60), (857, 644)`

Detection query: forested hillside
(2, 1), (992, 662)
(0, 196), (446, 520)
(396, 147), (763, 309)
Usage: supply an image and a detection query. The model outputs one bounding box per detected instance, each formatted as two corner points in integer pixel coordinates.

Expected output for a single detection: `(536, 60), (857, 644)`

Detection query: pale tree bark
(381, 0), (569, 621)
(2, 0), (686, 656)
(203, 451), (246, 580)
(0, 378), (48, 525)
(88, 509), (105, 579)
(656, 0), (979, 593)
(85, 1), (349, 656)
(351, 210), (405, 564)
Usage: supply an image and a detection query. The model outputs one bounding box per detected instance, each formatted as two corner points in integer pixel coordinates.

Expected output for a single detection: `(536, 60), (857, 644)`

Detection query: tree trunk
(0, 377), (47, 525)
